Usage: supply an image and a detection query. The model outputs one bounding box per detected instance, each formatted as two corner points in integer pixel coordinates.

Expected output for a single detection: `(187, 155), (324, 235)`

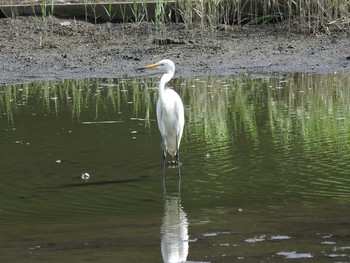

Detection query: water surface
(0, 73), (349, 262)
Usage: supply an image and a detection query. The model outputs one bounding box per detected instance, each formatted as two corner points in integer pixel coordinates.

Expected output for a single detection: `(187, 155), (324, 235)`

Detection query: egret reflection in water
(161, 179), (189, 263)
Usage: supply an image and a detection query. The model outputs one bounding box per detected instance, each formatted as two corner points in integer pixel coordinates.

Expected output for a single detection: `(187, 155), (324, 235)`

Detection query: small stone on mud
(60, 21), (71, 27)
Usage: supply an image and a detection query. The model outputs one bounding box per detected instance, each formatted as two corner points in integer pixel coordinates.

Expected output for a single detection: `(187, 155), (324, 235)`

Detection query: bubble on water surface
(81, 173), (90, 180)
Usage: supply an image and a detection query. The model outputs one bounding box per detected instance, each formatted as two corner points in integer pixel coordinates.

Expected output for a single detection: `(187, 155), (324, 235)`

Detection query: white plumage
(141, 59), (184, 173)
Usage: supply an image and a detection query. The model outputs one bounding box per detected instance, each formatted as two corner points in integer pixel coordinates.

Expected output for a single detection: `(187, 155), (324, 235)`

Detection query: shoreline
(0, 16), (349, 85)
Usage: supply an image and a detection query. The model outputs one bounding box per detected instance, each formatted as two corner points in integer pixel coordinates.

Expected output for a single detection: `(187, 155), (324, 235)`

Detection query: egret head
(140, 59), (175, 77)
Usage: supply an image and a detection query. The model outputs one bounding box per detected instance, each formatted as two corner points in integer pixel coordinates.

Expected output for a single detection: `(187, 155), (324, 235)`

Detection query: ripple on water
(270, 235), (291, 240)
(276, 251), (313, 259)
(326, 253), (348, 258)
(244, 235), (292, 243)
(245, 235), (266, 243)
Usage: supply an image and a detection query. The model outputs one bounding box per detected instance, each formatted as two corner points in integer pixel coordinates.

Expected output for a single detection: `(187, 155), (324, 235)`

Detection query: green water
(0, 73), (349, 262)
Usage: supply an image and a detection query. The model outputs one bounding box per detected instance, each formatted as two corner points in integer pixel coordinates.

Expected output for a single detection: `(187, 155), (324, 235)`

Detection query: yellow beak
(139, 63), (160, 70)
(144, 63), (161, 69)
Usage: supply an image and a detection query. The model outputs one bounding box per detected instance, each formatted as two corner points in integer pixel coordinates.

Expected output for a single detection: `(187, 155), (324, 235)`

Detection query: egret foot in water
(167, 160), (178, 166)
(167, 153), (181, 166)
(168, 153), (182, 177)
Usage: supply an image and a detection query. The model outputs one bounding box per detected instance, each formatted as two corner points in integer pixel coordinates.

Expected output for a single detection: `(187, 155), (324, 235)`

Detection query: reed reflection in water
(0, 72), (349, 262)
(3, 73), (350, 150)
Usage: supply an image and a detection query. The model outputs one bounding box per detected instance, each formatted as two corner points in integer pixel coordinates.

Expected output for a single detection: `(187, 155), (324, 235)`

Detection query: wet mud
(0, 15), (349, 85)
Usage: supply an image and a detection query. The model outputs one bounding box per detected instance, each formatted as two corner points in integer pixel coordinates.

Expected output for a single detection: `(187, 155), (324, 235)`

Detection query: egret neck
(158, 67), (174, 105)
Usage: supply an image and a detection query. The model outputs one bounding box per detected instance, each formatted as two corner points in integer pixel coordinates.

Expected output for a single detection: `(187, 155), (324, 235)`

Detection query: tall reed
(22, 0), (349, 35)
(174, 0), (349, 32)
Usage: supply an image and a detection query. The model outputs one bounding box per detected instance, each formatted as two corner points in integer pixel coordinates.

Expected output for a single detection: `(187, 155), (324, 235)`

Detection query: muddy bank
(0, 16), (349, 85)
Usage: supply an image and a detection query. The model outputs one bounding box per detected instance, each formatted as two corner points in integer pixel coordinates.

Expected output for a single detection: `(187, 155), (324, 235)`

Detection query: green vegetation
(5, 0), (350, 33)
(173, 0), (350, 32)
(4, 0), (348, 49)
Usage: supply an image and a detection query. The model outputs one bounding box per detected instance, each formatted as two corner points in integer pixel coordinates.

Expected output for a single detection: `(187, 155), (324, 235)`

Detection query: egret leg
(162, 152), (166, 177)
(162, 140), (166, 178)
(176, 135), (181, 178)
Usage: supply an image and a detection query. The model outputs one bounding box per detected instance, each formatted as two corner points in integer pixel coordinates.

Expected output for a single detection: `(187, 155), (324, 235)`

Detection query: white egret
(140, 59), (185, 176)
